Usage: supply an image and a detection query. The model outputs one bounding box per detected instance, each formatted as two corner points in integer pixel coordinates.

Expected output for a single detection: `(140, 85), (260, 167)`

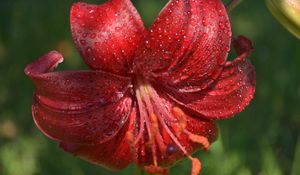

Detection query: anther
(172, 107), (187, 130)
(144, 165), (169, 175)
(189, 157), (202, 175)
(187, 133), (210, 151)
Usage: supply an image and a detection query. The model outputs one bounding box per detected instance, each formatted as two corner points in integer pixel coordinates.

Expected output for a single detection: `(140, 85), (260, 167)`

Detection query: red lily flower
(25, 0), (256, 174)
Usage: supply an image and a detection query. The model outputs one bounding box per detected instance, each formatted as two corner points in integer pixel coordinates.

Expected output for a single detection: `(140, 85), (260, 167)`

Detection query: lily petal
(59, 108), (135, 171)
(59, 106), (138, 171)
(25, 51), (133, 144)
(71, 0), (145, 75)
(165, 36), (256, 119)
(134, 0), (231, 92)
(60, 131), (131, 170)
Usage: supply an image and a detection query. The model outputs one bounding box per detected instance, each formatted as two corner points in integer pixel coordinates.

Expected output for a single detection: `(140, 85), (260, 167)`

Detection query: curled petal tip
(24, 51), (64, 77)
(233, 36), (254, 55)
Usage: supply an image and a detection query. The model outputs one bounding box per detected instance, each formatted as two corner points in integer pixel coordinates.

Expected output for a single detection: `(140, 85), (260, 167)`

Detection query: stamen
(126, 131), (136, 161)
(138, 84), (159, 166)
(149, 113), (159, 166)
(147, 85), (177, 122)
(144, 165), (169, 175)
(134, 88), (147, 144)
(184, 130), (210, 151)
(150, 113), (159, 138)
(155, 112), (189, 155)
(134, 77), (206, 175)
(127, 107), (138, 163)
(156, 133), (167, 156)
(189, 157), (202, 175)
(172, 107), (187, 131)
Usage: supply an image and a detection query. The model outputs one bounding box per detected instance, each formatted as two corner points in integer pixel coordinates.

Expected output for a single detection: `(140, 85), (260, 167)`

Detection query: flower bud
(266, 0), (300, 39)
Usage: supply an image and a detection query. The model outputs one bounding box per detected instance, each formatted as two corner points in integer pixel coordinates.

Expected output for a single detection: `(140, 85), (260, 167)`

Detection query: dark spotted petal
(165, 36), (256, 119)
(25, 51), (133, 144)
(71, 0), (145, 75)
(133, 0), (231, 92)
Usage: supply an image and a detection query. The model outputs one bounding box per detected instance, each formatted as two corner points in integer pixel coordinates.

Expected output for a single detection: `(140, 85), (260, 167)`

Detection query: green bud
(266, 0), (300, 39)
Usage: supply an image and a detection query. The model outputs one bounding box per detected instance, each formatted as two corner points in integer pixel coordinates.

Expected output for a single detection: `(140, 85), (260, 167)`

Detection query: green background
(0, 0), (300, 175)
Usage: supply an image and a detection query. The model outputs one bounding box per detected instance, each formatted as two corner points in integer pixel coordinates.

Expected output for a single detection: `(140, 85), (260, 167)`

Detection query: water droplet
(150, 29), (155, 37)
(219, 22), (225, 29)
(158, 27), (163, 34)
(202, 17), (208, 26)
(90, 33), (96, 39)
(80, 39), (87, 45)
(141, 150), (146, 156)
(85, 47), (93, 58)
(77, 14), (82, 18)
(218, 9), (225, 16)
(82, 33), (88, 38)
(145, 40), (151, 48)
(202, 33), (208, 40)
(190, 19), (196, 26)
(80, 23), (86, 27)
(165, 18), (171, 24)
(163, 51), (171, 59)
(163, 29), (169, 36)
(174, 33), (180, 39)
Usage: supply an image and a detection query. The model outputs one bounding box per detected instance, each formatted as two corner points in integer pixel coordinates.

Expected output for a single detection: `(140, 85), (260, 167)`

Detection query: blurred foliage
(0, 0), (300, 175)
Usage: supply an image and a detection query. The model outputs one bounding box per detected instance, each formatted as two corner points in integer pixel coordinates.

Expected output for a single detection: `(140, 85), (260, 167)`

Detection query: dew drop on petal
(82, 33), (88, 38)
(115, 27), (121, 31)
(145, 40), (151, 48)
(219, 22), (225, 29)
(85, 47), (93, 58)
(202, 33), (208, 40)
(90, 33), (96, 39)
(202, 17), (208, 26)
(80, 39), (87, 45)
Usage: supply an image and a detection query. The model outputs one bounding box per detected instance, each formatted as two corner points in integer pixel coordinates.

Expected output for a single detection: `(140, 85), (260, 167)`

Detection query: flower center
(131, 77), (210, 174)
